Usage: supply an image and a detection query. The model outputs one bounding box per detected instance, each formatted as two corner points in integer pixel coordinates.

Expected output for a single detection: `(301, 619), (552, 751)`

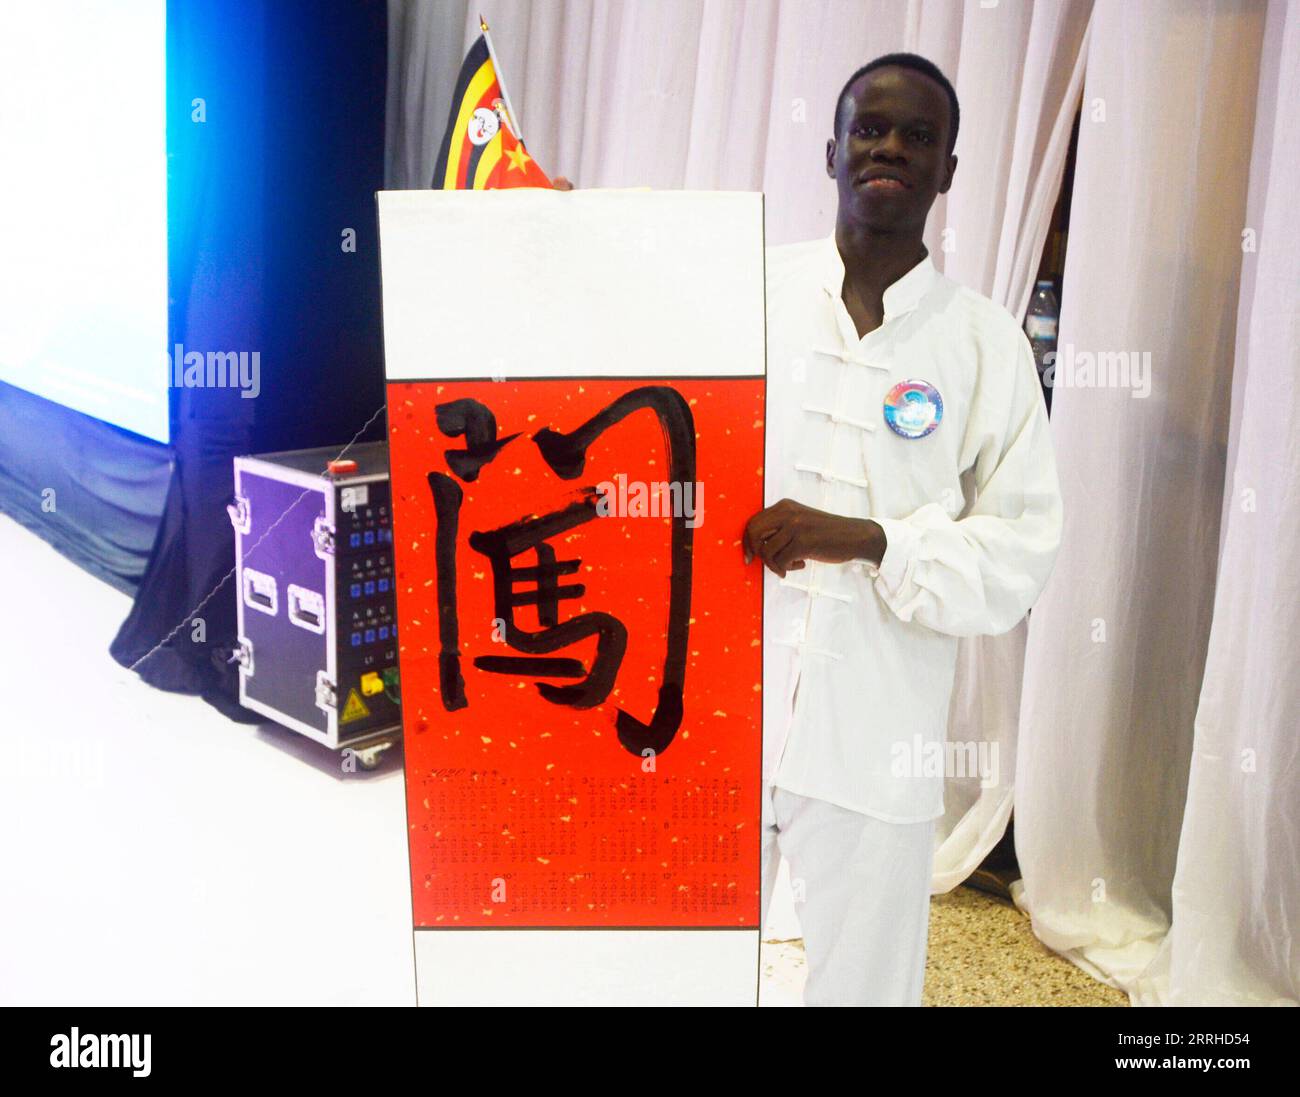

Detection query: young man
(745, 53), (1063, 1006)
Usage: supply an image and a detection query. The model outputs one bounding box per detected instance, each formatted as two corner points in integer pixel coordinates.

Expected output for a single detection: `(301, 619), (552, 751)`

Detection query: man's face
(826, 66), (957, 234)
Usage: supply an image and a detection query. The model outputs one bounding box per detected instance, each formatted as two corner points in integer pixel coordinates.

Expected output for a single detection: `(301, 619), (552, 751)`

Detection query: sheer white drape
(926, 0), (1091, 891)
(1129, 0), (1300, 1007)
(1012, 0), (1280, 1001)
(386, 0), (475, 190)
(385, 1), (1092, 923)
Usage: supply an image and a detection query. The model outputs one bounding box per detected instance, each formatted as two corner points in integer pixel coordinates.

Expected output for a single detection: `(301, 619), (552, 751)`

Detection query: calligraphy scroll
(379, 190), (764, 1004)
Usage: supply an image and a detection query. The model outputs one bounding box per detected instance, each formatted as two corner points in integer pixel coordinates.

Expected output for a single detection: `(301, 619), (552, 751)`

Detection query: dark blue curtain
(0, 380), (170, 595)
(109, 0), (389, 718)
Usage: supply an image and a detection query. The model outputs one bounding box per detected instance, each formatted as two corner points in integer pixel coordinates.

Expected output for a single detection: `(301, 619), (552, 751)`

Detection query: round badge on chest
(883, 379), (943, 439)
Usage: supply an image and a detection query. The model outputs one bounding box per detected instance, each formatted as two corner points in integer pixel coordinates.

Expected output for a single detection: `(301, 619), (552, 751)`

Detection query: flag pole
(479, 14), (526, 148)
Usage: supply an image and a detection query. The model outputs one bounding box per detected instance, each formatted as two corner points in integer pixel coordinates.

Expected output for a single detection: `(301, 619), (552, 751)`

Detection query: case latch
(315, 670), (337, 713)
(312, 515), (335, 560)
(227, 495), (251, 535)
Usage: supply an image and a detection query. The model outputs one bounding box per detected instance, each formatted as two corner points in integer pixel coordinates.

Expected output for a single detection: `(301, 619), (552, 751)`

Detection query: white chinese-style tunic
(763, 236), (1063, 823)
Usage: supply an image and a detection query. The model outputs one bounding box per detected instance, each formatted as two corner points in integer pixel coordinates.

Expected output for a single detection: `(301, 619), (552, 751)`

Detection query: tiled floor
(761, 885), (1129, 1006)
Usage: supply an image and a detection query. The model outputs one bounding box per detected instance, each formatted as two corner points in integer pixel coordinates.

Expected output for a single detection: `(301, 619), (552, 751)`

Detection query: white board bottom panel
(415, 929), (760, 1006)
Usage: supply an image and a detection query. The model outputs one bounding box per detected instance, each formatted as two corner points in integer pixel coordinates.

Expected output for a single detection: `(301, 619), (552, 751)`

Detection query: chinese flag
(431, 35), (553, 190)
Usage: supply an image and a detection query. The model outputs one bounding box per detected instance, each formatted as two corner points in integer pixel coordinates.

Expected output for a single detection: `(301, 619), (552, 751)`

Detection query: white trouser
(761, 784), (935, 1006)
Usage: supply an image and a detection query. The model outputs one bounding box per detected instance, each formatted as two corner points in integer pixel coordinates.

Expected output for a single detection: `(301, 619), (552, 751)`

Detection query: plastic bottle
(1024, 280), (1060, 375)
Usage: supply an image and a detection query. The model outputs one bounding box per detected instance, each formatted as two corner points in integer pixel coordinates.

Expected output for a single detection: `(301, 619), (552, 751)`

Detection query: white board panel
(415, 930), (760, 1007)
(377, 189), (765, 381)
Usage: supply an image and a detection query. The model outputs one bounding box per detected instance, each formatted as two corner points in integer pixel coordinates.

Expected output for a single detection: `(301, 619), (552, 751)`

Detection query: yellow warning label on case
(340, 688), (370, 724)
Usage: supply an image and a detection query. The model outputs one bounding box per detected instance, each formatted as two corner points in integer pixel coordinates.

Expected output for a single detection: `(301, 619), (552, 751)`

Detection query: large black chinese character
(425, 386), (695, 756)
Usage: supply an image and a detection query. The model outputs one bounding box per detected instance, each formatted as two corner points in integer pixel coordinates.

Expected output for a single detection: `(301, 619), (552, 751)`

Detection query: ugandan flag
(431, 35), (553, 190)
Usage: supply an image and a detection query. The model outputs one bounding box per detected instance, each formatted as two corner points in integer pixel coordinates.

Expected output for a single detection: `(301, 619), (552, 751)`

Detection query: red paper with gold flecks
(387, 378), (763, 928)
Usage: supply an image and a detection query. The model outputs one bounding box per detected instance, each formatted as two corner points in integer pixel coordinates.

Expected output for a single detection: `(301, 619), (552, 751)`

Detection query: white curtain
(926, 0), (1092, 891)
(1130, 0), (1300, 1007)
(386, 0), (1092, 927)
(1012, 0), (1287, 1002)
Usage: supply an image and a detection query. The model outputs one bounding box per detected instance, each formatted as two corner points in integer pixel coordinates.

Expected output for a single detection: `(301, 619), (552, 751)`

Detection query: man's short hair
(833, 53), (960, 155)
